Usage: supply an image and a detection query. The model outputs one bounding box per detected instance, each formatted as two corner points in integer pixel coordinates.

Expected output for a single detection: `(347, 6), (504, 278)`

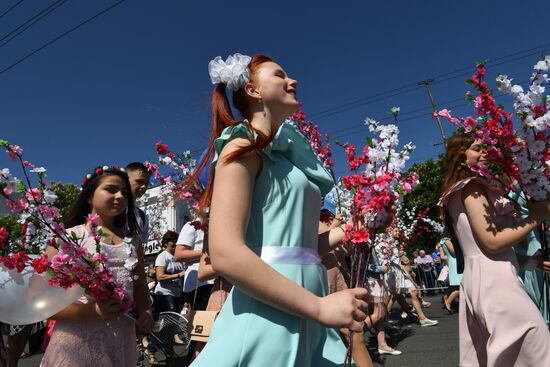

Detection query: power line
(327, 95), (465, 137)
(309, 82), (419, 119)
(0, 0), (127, 75)
(308, 43), (550, 122)
(329, 78), (531, 140)
(0, 0), (68, 49)
(0, 0), (24, 20)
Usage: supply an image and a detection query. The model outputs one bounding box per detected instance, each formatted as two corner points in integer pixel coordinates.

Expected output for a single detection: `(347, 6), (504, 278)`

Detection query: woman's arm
(438, 245), (448, 261)
(198, 251), (218, 282)
(444, 239), (456, 257)
(318, 225), (346, 257)
(174, 245), (202, 263)
(208, 139), (368, 331)
(155, 265), (184, 281)
(462, 182), (550, 255)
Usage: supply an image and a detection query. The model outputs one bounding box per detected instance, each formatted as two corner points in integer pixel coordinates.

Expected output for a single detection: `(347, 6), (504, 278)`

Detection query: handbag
(189, 310), (219, 342)
(437, 264), (449, 282)
(188, 277), (224, 342)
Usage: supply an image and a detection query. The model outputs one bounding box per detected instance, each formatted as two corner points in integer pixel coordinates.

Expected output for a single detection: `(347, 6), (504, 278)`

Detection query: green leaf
(0, 140), (9, 148)
(465, 79), (473, 85)
(17, 181), (26, 193)
(70, 231), (79, 241)
(366, 137), (375, 148)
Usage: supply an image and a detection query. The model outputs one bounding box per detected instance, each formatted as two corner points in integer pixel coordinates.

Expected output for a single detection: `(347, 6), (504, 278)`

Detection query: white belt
(256, 246), (321, 265)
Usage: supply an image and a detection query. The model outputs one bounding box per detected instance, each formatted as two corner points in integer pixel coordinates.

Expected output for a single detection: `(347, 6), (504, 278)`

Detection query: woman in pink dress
(439, 133), (550, 367)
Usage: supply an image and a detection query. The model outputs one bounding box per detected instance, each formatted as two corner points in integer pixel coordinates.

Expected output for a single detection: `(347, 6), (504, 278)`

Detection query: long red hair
(439, 132), (476, 234)
(186, 54), (276, 215)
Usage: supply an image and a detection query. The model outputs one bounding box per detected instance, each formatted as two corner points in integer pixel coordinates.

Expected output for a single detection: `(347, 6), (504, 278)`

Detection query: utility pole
(418, 79), (447, 144)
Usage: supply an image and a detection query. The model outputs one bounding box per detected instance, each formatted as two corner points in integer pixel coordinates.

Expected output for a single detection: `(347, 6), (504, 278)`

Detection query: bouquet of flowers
(496, 56), (550, 200)
(288, 107), (334, 170)
(144, 141), (206, 232)
(0, 140), (134, 324)
(339, 107), (417, 250)
(438, 62), (520, 191)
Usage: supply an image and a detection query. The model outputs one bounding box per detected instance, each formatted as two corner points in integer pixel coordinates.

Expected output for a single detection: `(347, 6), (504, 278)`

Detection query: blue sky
(1, 0), (549, 183)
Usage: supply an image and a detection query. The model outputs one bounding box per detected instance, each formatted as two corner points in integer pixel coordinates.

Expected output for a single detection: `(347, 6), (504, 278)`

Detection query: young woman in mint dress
(189, 54), (369, 366)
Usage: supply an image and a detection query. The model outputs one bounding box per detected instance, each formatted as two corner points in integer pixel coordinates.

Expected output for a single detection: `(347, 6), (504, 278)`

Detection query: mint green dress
(439, 237), (462, 286)
(191, 122), (350, 366)
(508, 190), (549, 323)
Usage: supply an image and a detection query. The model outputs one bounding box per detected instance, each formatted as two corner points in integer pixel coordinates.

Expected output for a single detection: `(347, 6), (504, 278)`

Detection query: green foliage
(50, 182), (80, 221)
(0, 214), (22, 242)
(402, 155), (445, 217)
(401, 155), (446, 253)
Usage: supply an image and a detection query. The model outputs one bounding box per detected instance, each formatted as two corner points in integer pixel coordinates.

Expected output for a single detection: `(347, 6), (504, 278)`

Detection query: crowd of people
(2, 52), (550, 367)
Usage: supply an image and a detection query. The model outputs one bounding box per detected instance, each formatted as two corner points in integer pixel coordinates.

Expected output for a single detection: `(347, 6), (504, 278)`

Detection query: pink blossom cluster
(438, 63), (521, 191)
(288, 108), (334, 169)
(0, 140), (133, 312)
(144, 141), (205, 235)
(338, 110), (418, 249)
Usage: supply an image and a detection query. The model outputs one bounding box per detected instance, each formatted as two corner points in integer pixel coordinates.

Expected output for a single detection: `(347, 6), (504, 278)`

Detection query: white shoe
(378, 347), (402, 355)
(419, 317), (438, 327)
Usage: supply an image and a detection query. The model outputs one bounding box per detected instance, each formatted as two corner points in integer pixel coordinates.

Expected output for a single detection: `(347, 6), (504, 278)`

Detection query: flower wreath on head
(81, 165), (126, 187)
(208, 53), (252, 91)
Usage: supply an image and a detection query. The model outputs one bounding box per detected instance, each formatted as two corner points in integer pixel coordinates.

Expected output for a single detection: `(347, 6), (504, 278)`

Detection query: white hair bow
(208, 53), (252, 91)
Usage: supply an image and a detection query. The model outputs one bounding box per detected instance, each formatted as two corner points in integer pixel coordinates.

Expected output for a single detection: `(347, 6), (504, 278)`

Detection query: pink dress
(41, 225), (138, 367)
(441, 178), (550, 367)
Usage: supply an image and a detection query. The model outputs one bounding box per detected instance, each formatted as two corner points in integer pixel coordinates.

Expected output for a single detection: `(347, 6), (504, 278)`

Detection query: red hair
(439, 132), (476, 238)
(186, 54), (276, 215)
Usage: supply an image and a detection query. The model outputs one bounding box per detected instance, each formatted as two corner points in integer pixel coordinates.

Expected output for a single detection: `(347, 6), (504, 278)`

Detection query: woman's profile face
(465, 140), (486, 166)
(254, 61), (299, 115)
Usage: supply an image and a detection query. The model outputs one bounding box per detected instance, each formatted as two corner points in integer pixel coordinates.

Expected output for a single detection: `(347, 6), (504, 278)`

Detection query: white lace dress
(40, 225), (138, 367)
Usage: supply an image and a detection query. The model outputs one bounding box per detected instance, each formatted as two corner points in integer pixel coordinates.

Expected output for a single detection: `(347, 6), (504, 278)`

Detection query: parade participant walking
(438, 237), (461, 314)
(40, 167), (154, 367)
(385, 229), (439, 326)
(440, 133), (550, 367)
(189, 53), (368, 366)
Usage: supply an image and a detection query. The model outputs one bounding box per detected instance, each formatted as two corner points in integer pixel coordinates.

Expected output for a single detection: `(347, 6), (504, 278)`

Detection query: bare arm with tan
(462, 182), (550, 255)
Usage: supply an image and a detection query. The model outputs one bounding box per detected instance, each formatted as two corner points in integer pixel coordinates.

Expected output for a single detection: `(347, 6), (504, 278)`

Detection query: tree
(50, 182), (80, 221)
(400, 155), (446, 253)
(402, 155), (445, 221)
(0, 182), (79, 248)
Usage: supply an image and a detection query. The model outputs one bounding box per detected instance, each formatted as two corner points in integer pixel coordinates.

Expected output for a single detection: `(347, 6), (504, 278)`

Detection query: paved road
(369, 295), (459, 366)
(14, 295), (458, 367)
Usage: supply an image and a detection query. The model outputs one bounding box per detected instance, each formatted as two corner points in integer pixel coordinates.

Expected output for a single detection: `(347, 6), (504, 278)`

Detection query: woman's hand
(94, 299), (124, 320)
(316, 288), (368, 332)
(527, 198), (550, 222)
(539, 259), (550, 274)
(135, 309), (154, 332)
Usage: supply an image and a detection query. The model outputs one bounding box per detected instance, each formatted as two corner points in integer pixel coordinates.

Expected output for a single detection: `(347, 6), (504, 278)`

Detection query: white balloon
(0, 263), (84, 325)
